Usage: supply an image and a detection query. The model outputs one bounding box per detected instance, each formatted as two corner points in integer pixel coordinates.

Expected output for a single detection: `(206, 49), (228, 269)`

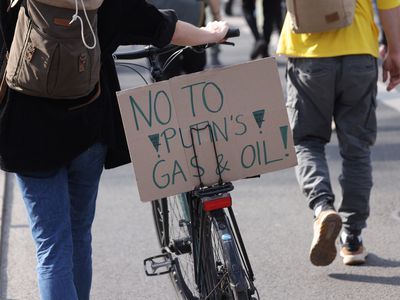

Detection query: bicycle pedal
(143, 253), (173, 276)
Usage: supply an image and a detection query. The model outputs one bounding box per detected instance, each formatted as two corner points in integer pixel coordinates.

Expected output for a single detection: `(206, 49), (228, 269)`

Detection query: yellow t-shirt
(276, 0), (400, 58)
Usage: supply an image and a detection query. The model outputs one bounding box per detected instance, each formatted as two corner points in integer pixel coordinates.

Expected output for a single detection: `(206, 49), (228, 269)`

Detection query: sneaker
(309, 206), (342, 266)
(261, 45), (270, 58)
(340, 232), (368, 265)
(250, 40), (267, 60)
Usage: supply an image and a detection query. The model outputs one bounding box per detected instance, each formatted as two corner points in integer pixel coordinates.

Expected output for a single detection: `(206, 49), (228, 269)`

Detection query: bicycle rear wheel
(200, 209), (251, 300)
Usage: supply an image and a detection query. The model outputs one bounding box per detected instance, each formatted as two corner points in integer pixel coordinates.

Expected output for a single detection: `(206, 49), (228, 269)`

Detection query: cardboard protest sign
(117, 58), (297, 202)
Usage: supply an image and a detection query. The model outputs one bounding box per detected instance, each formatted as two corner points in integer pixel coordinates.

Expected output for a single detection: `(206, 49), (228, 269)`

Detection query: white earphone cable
(69, 0), (97, 50)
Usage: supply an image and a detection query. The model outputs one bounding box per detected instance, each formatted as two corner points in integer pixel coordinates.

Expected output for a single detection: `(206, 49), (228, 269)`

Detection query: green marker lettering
(216, 154), (230, 175)
(241, 144), (256, 168)
(181, 82), (205, 117)
(190, 156), (205, 178)
(152, 160), (169, 189)
(212, 117), (228, 142)
(172, 160), (187, 184)
(190, 121), (210, 146)
(160, 127), (176, 153)
(261, 140), (283, 165)
(202, 82), (224, 113)
(129, 94), (152, 130)
(179, 128), (193, 149)
(154, 90), (172, 125)
(234, 114), (247, 136)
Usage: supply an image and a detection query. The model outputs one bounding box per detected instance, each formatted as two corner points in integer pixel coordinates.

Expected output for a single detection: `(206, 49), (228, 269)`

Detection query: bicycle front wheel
(151, 193), (199, 299)
(152, 193), (253, 300)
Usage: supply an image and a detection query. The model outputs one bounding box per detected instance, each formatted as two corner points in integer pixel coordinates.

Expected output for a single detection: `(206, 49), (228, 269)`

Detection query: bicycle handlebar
(225, 27), (240, 39)
(114, 44), (178, 60)
(114, 27), (240, 61)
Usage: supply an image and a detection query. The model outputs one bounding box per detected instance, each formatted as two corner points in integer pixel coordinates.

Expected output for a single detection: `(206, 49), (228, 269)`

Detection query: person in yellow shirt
(277, 0), (400, 266)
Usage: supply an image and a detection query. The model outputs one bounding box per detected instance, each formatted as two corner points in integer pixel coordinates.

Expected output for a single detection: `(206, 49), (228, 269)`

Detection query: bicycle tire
(151, 193), (252, 300)
(151, 194), (199, 299)
(200, 209), (251, 300)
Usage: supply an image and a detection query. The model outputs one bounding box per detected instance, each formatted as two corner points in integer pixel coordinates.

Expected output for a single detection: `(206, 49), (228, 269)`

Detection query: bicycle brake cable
(161, 47), (188, 73)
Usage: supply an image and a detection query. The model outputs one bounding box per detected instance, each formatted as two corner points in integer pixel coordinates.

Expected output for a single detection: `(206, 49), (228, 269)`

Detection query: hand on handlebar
(172, 20), (239, 47)
(200, 22), (240, 47)
(202, 21), (229, 44)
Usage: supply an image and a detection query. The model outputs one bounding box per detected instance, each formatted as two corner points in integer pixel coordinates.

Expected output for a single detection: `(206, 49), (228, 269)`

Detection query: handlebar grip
(224, 27), (240, 39)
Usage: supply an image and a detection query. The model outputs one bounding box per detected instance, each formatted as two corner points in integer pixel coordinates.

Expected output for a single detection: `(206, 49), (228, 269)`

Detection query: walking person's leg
(225, 0), (234, 16)
(286, 57), (342, 266)
(69, 143), (107, 299)
(276, 0), (284, 29)
(16, 142), (107, 299)
(334, 55), (378, 265)
(242, 0), (267, 59)
(16, 169), (78, 300)
(272, 0), (283, 37)
(242, 0), (260, 41)
(262, 0), (274, 57)
(262, 0), (283, 57)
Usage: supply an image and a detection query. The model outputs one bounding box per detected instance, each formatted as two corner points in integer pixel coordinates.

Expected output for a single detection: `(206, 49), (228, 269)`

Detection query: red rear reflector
(203, 196), (232, 212)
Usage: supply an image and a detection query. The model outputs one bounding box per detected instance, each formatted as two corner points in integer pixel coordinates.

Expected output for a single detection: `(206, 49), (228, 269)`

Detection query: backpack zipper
(12, 17), (34, 86)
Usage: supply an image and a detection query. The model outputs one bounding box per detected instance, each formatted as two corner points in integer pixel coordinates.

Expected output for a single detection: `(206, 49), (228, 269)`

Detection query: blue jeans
(286, 55), (378, 234)
(16, 143), (107, 300)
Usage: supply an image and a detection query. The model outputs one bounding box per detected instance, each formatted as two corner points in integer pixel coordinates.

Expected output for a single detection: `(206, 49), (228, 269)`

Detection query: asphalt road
(1, 9), (400, 300)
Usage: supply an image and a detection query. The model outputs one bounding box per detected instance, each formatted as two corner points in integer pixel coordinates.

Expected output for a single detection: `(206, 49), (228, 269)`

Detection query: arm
(379, 5), (400, 91)
(171, 20), (228, 46)
(113, 0), (228, 48)
(208, 0), (222, 21)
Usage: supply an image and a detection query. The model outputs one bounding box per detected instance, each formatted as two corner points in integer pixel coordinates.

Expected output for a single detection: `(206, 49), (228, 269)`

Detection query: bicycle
(114, 28), (259, 300)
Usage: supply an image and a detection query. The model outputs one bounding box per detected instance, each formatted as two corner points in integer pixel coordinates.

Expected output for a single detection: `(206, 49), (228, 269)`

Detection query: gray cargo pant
(286, 55), (378, 234)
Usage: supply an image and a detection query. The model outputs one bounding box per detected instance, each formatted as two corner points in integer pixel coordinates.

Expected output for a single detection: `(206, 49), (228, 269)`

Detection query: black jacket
(0, 0), (177, 172)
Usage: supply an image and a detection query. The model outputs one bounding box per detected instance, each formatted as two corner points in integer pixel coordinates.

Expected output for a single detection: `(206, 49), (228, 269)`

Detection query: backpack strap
(0, 0), (20, 49)
(0, 53), (7, 104)
(0, 0), (21, 104)
(0, 0), (9, 103)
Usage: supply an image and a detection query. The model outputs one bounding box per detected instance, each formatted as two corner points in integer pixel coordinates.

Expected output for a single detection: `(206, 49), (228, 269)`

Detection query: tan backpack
(286, 0), (356, 34)
(6, 0), (104, 100)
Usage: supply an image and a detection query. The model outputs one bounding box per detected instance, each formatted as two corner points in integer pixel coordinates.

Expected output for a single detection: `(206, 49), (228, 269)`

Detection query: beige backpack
(6, 0), (104, 100)
(286, 0), (356, 34)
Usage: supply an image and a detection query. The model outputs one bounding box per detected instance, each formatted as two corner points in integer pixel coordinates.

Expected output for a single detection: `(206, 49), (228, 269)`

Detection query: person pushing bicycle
(0, 0), (230, 299)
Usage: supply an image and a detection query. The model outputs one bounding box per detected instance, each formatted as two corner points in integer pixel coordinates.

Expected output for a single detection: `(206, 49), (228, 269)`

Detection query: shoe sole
(340, 249), (368, 266)
(310, 213), (342, 266)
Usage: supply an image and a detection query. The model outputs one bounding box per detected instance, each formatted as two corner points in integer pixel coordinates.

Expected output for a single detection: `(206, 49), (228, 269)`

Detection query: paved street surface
(1, 7), (400, 300)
